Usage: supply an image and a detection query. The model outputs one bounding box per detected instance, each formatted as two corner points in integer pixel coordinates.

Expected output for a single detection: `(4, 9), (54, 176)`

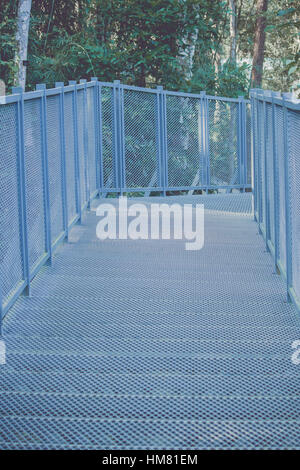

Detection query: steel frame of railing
(250, 88), (300, 314)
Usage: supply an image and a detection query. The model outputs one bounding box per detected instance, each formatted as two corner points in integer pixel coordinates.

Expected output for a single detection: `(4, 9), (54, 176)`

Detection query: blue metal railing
(251, 88), (300, 313)
(0, 79), (251, 323)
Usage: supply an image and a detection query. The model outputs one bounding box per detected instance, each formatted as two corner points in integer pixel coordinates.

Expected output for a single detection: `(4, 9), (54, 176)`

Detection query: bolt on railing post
(68, 80), (82, 222)
(282, 92), (293, 302)
(12, 86), (31, 296)
(80, 79), (90, 207)
(36, 84), (52, 265)
(91, 77), (102, 195)
(55, 82), (69, 240)
(271, 91), (281, 273)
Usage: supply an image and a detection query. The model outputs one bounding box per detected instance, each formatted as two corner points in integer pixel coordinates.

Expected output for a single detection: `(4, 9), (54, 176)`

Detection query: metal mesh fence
(287, 108), (300, 301)
(23, 98), (46, 271)
(46, 94), (64, 245)
(76, 88), (88, 208)
(0, 102), (24, 303)
(63, 91), (78, 224)
(166, 94), (204, 188)
(251, 89), (300, 312)
(101, 86), (114, 189)
(123, 89), (158, 189)
(0, 80), (251, 315)
(275, 104), (286, 272)
(86, 86), (97, 195)
(208, 99), (239, 187)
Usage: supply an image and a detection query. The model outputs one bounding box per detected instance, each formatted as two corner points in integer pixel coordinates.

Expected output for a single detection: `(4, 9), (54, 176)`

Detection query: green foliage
(0, 0), (298, 96)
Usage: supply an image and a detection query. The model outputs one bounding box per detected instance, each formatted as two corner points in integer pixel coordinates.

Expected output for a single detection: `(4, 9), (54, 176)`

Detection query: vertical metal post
(91, 77), (102, 195)
(250, 90), (257, 219)
(80, 79), (90, 207)
(120, 85), (126, 194)
(36, 84), (52, 265)
(55, 82), (68, 239)
(238, 96), (247, 191)
(256, 91), (263, 229)
(156, 86), (166, 195)
(162, 90), (169, 195)
(69, 80), (82, 221)
(204, 95), (210, 189)
(263, 91), (272, 250)
(113, 80), (120, 193)
(0, 284), (3, 337)
(12, 87), (31, 295)
(271, 91), (281, 272)
(282, 93), (293, 302)
(155, 87), (162, 195)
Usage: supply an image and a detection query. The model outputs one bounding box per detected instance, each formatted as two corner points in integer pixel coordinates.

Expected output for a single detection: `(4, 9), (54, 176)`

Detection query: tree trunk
(229, 0), (236, 63)
(251, 0), (268, 88)
(15, 0), (32, 89)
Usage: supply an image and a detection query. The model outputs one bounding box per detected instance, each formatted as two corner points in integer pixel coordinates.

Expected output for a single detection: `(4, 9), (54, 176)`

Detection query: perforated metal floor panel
(1, 194), (300, 449)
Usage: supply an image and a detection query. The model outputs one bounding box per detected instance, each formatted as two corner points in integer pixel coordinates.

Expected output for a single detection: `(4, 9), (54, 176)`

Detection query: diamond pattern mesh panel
(46, 94), (64, 245)
(101, 86), (114, 188)
(265, 102), (274, 245)
(274, 104), (286, 271)
(208, 100), (239, 186)
(76, 89), (88, 207)
(287, 108), (300, 300)
(63, 91), (77, 223)
(86, 87), (97, 195)
(166, 95), (203, 187)
(123, 90), (158, 189)
(0, 103), (24, 304)
(23, 98), (46, 270)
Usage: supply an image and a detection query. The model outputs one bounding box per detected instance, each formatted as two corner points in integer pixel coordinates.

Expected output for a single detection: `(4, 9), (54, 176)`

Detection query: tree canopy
(0, 0), (299, 96)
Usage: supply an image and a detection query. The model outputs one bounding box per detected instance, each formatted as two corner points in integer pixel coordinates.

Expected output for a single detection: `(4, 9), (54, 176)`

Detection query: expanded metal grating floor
(1, 193), (300, 449)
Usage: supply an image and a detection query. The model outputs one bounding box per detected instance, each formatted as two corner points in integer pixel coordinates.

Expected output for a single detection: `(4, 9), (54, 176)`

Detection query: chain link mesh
(265, 102), (274, 244)
(208, 100), (239, 186)
(287, 108), (300, 300)
(101, 86), (114, 188)
(274, 104), (286, 271)
(76, 89), (88, 207)
(0, 103), (24, 303)
(166, 94), (204, 188)
(23, 98), (46, 271)
(63, 91), (77, 223)
(86, 87), (97, 195)
(123, 89), (158, 189)
(46, 94), (64, 245)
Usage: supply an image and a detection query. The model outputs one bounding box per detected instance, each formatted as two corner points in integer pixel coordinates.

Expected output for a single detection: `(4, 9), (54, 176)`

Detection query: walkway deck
(1, 193), (300, 449)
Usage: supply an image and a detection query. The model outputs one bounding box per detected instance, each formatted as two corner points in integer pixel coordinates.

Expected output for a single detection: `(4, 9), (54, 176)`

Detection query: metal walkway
(1, 193), (300, 449)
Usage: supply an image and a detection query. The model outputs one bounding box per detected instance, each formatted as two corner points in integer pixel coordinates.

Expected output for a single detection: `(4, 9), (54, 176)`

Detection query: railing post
(113, 80), (121, 193)
(271, 91), (281, 273)
(120, 84), (126, 194)
(55, 82), (69, 239)
(91, 77), (102, 195)
(36, 84), (52, 265)
(156, 86), (167, 196)
(204, 94), (210, 189)
(263, 90), (271, 250)
(80, 79), (90, 206)
(250, 90), (256, 218)
(282, 92), (293, 302)
(12, 86), (31, 296)
(238, 96), (247, 192)
(68, 80), (82, 221)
